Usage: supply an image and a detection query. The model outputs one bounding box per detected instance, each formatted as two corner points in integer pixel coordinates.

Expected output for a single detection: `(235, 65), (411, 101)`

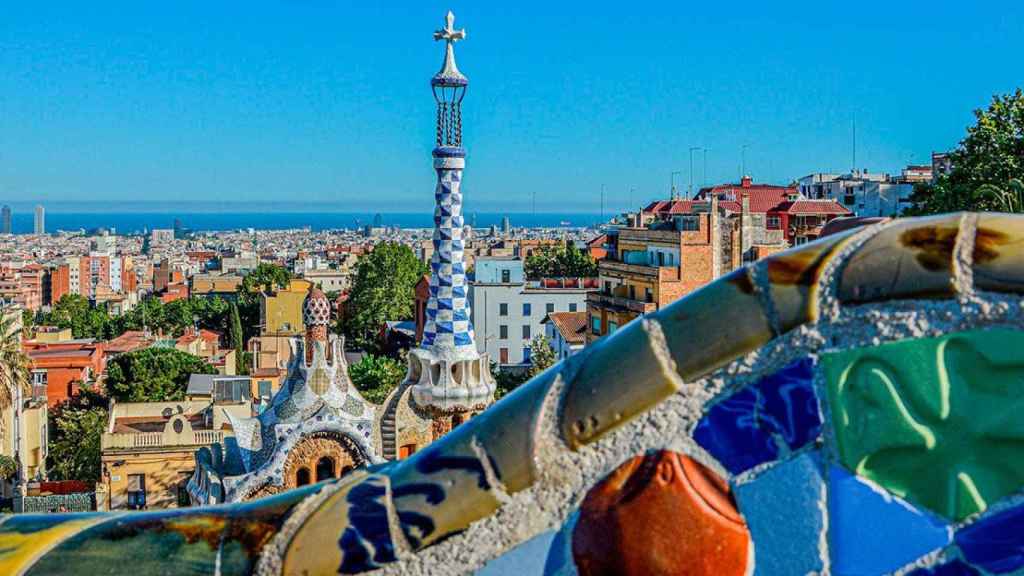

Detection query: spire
(431, 10), (468, 88)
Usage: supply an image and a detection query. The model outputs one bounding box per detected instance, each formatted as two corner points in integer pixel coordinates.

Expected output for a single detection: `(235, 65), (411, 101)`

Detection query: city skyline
(1, 3), (1022, 213)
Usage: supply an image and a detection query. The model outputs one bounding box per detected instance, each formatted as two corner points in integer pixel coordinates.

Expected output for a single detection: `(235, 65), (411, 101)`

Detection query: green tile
(823, 328), (1024, 521)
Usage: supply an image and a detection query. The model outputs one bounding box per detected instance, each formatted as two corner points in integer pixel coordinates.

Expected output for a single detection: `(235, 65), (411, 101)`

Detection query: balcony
(587, 291), (657, 314)
(101, 429), (225, 451)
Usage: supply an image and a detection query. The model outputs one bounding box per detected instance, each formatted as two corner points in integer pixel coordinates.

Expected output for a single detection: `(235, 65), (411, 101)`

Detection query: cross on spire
(433, 11), (466, 45)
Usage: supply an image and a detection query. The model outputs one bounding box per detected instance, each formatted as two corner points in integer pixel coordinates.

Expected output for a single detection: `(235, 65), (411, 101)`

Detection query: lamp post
(670, 171), (682, 201)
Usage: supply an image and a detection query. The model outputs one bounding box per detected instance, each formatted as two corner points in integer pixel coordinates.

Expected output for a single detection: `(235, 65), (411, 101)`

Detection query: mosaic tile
(974, 213), (1024, 294)
(956, 504), (1024, 574)
(572, 451), (749, 576)
(828, 465), (950, 575)
(837, 213), (963, 303)
(477, 530), (558, 576)
(823, 328), (1024, 521)
(760, 227), (859, 333)
(656, 268), (773, 382)
(543, 512), (578, 576)
(734, 452), (825, 575)
(907, 559), (981, 576)
(693, 358), (820, 474)
(561, 319), (682, 449)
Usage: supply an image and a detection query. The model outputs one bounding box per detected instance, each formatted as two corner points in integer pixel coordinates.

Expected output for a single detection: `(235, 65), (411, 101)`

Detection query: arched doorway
(316, 456), (335, 482)
(296, 467), (311, 486)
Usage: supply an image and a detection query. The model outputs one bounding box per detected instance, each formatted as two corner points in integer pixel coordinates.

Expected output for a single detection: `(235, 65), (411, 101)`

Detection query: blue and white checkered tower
(408, 11), (495, 414)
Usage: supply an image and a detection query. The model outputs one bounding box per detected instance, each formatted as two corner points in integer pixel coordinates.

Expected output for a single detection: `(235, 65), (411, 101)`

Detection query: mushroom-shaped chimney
(303, 286), (331, 363)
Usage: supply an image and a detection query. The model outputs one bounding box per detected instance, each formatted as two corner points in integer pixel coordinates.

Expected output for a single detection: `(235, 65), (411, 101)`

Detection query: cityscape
(0, 4), (1023, 576)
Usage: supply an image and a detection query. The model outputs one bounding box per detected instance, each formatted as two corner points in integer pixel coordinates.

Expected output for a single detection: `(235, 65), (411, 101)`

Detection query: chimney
(741, 176), (753, 188)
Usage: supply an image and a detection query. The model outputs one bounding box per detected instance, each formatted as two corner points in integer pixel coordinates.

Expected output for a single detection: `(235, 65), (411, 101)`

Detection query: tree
(43, 294), (110, 339)
(491, 362), (528, 400)
(237, 263), (292, 340)
(0, 312), (29, 413)
(229, 303), (247, 375)
(526, 334), (557, 378)
(345, 243), (428, 351)
(349, 354), (405, 404)
(105, 348), (215, 403)
(524, 243), (598, 280)
(0, 455), (16, 480)
(48, 390), (108, 482)
(909, 88), (1024, 215)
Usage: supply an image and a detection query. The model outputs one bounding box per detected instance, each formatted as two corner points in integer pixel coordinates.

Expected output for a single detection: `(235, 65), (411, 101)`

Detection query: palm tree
(0, 310), (30, 414)
(976, 179), (1024, 213)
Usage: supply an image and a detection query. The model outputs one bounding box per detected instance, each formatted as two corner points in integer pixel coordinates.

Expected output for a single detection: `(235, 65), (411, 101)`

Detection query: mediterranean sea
(3, 211), (607, 234)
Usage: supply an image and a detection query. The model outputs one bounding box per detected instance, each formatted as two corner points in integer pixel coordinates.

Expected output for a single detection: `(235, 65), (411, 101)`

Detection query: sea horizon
(0, 209), (611, 234)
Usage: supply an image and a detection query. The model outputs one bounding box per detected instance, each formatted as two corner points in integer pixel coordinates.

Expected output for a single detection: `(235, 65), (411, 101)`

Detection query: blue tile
(477, 531), (559, 576)
(956, 504), (1024, 574)
(735, 452), (825, 576)
(907, 559), (980, 576)
(829, 466), (951, 575)
(693, 358), (821, 474)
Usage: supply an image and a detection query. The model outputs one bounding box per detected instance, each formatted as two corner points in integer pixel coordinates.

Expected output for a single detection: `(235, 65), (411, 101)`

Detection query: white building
(542, 311), (587, 361)
(469, 257), (593, 369)
(797, 171), (914, 217)
(33, 205), (44, 235)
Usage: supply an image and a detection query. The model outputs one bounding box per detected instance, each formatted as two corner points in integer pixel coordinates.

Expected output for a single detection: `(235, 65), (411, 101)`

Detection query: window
(629, 285), (636, 300)
(499, 348), (509, 364)
(127, 474), (147, 510)
(608, 321), (619, 334)
(258, 380), (272, 399)
(501, 269), (511, 283)
(591, 316), (601, 335)
(523, 347), (532, 364)
(296, 467), (311, 487)
(499, 303), (508, 316)
(767, 216), (781, 229)
(522, 325), (531, 339)
(678, 215), (700, 231)
(32, 371), (46, 386)
(604, 281), (612, 294)
(499, 325), (508, 339)
(316, 457), (336, 482)
(522, 303), (532, 316)
(546, 303), (554, 314)
(569, 303), (577, 312)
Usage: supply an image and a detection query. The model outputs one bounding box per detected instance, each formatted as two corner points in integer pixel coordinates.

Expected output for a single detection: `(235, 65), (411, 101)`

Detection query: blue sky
(0, 2), (1021, 213)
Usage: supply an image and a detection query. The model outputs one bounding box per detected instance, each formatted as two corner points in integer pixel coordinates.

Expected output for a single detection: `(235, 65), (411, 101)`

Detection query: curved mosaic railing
(2, 212), (1023, 575)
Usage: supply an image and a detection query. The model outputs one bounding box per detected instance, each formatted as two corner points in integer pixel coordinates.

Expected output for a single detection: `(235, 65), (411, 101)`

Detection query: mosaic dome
(302, 286), (331, 328)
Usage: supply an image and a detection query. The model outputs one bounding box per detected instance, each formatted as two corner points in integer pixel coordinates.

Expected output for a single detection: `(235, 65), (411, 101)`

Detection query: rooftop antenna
(741, 144), (750, 178)
(852, 112), (857, 174)
(689, 147), (702, 198)
(600, 184), (605, 224)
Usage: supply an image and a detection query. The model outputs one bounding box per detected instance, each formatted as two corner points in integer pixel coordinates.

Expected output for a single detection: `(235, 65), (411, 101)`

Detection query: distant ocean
(4, 212), (608, 234)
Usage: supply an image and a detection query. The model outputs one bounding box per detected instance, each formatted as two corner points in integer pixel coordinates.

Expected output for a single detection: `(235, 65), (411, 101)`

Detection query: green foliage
(0, 455), (16, 480)
(0, 310), (30, 411)
(909, 88), (1024, 215)
(526, 334), (557, 378)
(105, 347), (215, 403)
(48, 390), (108, 482)
(524, 243), (598, 280)
(229, 303), (247, 374)
(42, 294), (110, 339)
(344, 243), (428, 351)
(349, 354), (405, 405)
(236, 263), (292, 340)
(40, 295), (232, 341)
(491, 362), (529, 400)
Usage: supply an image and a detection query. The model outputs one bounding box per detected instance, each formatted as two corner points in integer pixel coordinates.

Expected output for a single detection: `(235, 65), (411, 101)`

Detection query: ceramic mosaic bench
(2, 212), (1023, 576)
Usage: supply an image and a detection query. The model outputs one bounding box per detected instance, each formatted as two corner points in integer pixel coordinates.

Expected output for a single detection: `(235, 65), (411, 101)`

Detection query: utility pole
(689, 147), (702, 198)
(702, 148), (708, 188)
(670, 171), (682, 200)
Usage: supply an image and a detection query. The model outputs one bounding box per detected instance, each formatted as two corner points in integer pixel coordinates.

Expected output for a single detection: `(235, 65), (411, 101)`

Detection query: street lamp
(670, 171), (683, 201)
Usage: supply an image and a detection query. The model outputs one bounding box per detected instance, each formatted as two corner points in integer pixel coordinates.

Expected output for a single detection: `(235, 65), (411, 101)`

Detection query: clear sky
(1, 2), (1021, 213)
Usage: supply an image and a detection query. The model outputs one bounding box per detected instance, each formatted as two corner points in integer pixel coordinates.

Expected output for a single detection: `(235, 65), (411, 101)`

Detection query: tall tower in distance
(1, 206), (11, 235)
(33, 205), (45, 235)
(404, 11), (495, 437)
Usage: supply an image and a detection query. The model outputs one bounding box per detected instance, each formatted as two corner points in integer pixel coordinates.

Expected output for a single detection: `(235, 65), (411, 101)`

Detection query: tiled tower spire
(407, 11), (495, 414)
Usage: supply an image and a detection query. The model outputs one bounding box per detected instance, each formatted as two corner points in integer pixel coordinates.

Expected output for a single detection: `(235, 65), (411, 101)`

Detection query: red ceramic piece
(572, 450), (750, 576)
